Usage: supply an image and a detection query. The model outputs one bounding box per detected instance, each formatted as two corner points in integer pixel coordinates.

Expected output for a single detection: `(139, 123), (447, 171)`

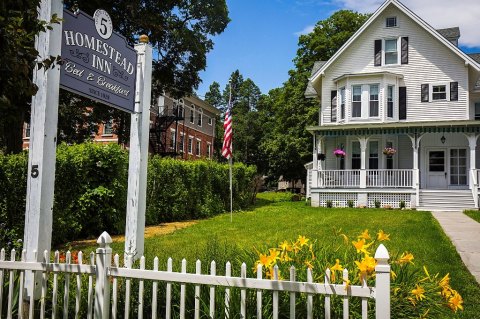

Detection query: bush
(347, 200), (354, 208)
(374, 200), (381, 208)
(0, 143), (257, 247)
(326, 200), (333, 208)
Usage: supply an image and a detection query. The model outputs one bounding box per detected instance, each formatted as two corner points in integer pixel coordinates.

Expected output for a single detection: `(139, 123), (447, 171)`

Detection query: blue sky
(196, 0), (480, 97)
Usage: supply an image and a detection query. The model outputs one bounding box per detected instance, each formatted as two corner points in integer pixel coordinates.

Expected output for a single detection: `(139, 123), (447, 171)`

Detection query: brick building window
(196, 139), (201, 156)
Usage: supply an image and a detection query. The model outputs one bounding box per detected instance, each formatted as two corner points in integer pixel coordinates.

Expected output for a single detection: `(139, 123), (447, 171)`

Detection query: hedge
(0, 143), (257, 248)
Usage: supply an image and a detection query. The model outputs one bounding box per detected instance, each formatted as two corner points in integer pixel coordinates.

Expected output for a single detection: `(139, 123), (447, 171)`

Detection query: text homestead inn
(305, 0), (480, 211)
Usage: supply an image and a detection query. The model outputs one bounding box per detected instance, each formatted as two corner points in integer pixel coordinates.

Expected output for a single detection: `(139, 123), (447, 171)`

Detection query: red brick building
(22, 94), (220, 160)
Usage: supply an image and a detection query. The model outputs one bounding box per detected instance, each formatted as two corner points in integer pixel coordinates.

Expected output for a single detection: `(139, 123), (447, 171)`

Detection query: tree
(0, 0), (230, 153)
(262, 10), (370, 183)
(0, 0), (61, 153)
(204, 81), (225, 160)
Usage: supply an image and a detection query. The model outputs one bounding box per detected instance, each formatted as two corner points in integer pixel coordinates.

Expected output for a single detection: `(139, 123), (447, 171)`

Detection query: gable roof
(305, 61), (326, 98)
(309, 0), (480, 83)
(436, 27), (460, 41)
(469, 53), (480, 64)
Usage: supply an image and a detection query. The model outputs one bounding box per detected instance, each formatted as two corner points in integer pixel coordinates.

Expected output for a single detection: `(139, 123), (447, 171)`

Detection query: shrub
(374, 200), (381, 208)
(400, 200), (406, 209)
(326, 200), (333, 208)
(0, 143), (257, 247)
(347, 200), (354, 208)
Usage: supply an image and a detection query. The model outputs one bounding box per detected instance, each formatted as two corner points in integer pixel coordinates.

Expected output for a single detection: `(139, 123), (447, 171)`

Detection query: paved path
(431, 211), (480, 284)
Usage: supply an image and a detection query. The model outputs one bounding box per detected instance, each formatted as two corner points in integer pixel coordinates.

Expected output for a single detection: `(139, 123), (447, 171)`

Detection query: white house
(305, 0), (480, 211)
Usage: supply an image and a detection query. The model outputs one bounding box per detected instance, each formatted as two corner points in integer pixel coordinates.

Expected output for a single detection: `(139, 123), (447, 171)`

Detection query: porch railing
(319, 170), (360, 188)
(366, 170), (413, 188)
(311, 169), (414, 189)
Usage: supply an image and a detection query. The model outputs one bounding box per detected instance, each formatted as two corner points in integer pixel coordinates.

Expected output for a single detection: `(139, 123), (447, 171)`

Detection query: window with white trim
(384, 39), (398, 65)
(189, 105), (195, 123)
(197, 108), (203, 126)
(369, 141), (379, 169)
(208, 117), (213, 125)
(369, 84), (379, 117)
(352, 86), (362, 118)
(351, 141), (361, 169)
(196, 139), (201, 156)
(340, 87), (346, 120)
(103, 119), (114, 135)
(386, 17), (397, 28)
(475, 102), (480, 120)
(188, 136), (193, 154)
(25, 123), (31, 138)
(432, 85), (447, 100)
(387, 85), (394, 118)
(179, 133), (184, 153)
(169, 129), (176, 149)
(207, 143), (212, 158)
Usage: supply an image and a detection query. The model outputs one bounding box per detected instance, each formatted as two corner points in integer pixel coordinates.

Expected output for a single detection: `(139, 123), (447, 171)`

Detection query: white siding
(321, 4), (468, 125)
(397, 135), (412, 169)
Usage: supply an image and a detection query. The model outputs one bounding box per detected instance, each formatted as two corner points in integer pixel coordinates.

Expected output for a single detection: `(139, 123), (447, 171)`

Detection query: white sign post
(23, 0), (63, 298)
(124, 35), (153, 261)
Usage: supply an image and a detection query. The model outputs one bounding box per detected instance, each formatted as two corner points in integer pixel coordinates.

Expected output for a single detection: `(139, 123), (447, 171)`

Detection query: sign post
(124, 35), (153, 260)
(23, 0), (63, 298)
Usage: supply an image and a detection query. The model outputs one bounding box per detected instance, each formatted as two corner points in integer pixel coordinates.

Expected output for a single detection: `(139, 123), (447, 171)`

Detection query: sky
(195, 0), (480, 98)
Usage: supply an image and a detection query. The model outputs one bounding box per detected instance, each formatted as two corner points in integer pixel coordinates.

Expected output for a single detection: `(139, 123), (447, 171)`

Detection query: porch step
(418, 190), (476, 211)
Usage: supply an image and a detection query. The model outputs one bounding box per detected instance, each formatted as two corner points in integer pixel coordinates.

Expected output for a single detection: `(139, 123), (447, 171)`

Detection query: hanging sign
(60, 9), (137, 113)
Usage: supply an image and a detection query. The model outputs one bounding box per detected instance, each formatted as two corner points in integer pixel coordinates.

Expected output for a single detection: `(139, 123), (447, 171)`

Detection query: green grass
(464, 210), (480, 223)
(70, 193), (480, 318)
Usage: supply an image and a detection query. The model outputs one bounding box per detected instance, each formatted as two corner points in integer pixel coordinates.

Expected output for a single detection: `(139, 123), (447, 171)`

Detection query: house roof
(305, 61), (326, 98)
(333, 71), (403, 82)
(436, 27), (460, 41)
(468, 53), (480, 64)
(309, 0), (480, 85)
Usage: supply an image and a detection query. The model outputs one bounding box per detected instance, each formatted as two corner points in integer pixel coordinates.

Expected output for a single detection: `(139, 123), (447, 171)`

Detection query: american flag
(221, 101), (233, 159)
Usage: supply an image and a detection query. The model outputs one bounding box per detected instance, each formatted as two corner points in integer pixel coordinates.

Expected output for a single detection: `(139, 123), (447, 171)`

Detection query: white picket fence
(0, 232), (391, 319)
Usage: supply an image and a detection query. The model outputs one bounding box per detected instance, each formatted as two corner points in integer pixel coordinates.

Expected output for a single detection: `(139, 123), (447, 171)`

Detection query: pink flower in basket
(383, 147), (397, 156)
(333, 149), (346, 157)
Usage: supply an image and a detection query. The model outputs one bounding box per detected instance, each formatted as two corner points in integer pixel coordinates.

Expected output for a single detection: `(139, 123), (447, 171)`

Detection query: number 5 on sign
(31, 165), (39, 178)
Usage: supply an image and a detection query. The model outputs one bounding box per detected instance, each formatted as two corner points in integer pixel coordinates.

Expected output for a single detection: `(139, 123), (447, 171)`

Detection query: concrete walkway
(431, 211), (480, 284)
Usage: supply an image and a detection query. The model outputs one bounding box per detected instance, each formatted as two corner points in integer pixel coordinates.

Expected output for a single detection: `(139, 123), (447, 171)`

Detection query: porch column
(358, 136), (368, 188)
(312, 134), (319, 187)
(408, 133), (424, 207)
(464, 133), (479, 191)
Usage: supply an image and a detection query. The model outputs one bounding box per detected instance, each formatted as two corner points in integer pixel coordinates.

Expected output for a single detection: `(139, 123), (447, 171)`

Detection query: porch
(306, 120), (480, 210)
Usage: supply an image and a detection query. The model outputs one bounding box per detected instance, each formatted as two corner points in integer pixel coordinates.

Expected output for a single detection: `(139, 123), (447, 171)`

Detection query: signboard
(60, 9), (137, 113)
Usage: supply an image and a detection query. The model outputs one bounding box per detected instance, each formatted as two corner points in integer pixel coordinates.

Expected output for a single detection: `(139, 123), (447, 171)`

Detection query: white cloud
(294, 25), (315, 36)
(333, 0), (480, 48)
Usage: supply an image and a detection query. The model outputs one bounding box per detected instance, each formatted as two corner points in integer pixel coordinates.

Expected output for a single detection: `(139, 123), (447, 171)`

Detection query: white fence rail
(309, 169), (414, 189)
(319, 170), (361, 188)
(0, 232), (391, 319)
(366, 170), (413, 188)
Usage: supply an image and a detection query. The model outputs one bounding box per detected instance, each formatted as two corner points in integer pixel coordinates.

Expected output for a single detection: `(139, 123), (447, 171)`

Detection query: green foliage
(326, 200), (333, 208)
(464, 210), (480, 223)
(400, 200), (406, 209)
(0, 143), (257, 247)
(375, 200), (381, 208)
(146, 157), (257, 224)
(348, 200), (354, 208)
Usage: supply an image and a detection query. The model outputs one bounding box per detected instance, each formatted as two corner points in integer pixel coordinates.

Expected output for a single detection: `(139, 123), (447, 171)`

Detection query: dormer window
(386, 17), (397, 28)
(374, 37), (408, 66)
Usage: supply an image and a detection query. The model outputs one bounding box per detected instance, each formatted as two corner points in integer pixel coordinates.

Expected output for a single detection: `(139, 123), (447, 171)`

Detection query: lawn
(68, 192), (480, 318)
(464, 210), (480, 223)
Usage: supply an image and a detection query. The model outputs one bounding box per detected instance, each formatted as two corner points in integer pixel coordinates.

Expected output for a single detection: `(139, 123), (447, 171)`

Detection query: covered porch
(306, 121), (480, 209)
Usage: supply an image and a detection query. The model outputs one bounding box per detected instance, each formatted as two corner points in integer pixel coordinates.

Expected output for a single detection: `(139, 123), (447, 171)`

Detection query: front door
(427, 150), (447, 188)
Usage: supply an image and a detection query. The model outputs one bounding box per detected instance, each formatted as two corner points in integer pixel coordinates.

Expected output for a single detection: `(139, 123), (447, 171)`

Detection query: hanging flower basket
(333, 149), (346, 158)
(383, 147), (397, 156)
(318, 153), (326, 161)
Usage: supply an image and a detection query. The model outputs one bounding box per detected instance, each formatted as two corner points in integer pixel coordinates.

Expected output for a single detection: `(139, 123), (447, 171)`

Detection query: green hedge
(0, 143), (257, 248)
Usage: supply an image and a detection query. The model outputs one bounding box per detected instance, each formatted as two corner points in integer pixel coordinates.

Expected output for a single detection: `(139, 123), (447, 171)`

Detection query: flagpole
(229, 157), (233, 222)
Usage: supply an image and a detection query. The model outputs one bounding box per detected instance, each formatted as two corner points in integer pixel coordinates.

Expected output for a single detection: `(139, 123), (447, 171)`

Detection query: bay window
(352, 86), (362, 117)
(369, 84), (379, 117)
(387, 85), (394, 118)
(340, 87), (346, 120)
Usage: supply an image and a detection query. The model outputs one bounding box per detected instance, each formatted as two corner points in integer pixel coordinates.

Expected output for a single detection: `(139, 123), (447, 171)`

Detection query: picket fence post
(95, 232), (113, 319)
(374, 244), (390, 319)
